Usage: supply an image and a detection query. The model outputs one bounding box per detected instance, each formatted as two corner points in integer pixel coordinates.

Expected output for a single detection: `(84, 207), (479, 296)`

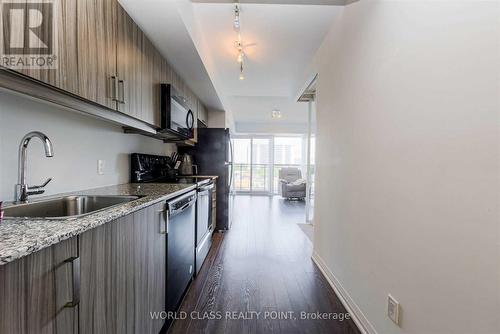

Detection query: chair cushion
(285, 183), (306, 192)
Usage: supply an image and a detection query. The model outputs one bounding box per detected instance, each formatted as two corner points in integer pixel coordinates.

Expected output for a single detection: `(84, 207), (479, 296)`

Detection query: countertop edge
(0, 183), (197, 266)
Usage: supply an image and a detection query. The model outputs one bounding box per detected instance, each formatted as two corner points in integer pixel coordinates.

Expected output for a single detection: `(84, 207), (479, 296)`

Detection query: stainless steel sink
(3, 195), (141, 219)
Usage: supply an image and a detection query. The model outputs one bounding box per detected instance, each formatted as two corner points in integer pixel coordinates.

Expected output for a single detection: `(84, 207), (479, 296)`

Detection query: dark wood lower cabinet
(0, 238), (78, 334)
(0, 202), (167, 334)
(79, 202), (167, 334)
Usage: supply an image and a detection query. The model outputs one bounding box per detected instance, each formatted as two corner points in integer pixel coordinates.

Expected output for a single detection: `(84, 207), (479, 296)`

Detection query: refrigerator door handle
(228, 134), (234, 190)
(229, 136), (234, 164)
(228, 163), (233, 190)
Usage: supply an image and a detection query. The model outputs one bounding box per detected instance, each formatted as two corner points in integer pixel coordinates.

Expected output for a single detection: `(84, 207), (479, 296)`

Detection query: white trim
(312, 251), (377, 334)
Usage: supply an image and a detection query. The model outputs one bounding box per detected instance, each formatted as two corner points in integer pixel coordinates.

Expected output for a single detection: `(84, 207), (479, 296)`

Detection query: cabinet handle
(159, 209), (169, 234)
(64, 256), (80, 308)
(110, 76), (118, 101)
(118, 79), (125, 104)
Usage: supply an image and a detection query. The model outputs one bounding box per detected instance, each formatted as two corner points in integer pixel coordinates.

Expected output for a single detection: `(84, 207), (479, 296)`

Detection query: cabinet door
(2, 0), (79, 94)
(0, 238), (79, 334)
(76, 0), (117, 108)
(162, 59), (172, 86)
(141, 37), (162, 127)
(198, 101), (208, 125)
(116, 3), (143, 119)
(79, 203), (167, 334)
(79, 213), (134, 334)
(134, 202), (167, 334)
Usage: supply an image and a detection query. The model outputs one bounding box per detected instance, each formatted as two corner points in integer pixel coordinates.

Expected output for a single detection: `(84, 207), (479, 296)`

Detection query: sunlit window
(231, 135), (314, 194)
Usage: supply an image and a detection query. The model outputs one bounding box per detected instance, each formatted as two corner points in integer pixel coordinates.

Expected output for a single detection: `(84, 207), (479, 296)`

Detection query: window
(232, 135), (307, 194)
(251, 138), (271, 192)
(233, 138), (251, 191)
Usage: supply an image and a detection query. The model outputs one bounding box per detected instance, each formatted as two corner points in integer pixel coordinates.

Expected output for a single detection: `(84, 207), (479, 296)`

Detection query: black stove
(131, 153), (211, 186)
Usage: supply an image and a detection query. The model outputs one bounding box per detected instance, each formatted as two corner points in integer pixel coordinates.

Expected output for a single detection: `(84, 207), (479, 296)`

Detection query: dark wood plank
(76, 0), (116, 108)
(0, 237), (78, 334)
(169, 196), (361, 334)
(116, 3), (143, 119)
(80, 203), (167, 334)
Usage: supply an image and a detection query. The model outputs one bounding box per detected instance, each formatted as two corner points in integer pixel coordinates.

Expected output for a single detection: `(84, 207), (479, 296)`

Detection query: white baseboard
(312, 251), (377, 334)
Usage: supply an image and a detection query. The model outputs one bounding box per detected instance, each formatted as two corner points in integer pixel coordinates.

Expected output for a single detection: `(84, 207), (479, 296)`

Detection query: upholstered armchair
(279, 167), (306, 200)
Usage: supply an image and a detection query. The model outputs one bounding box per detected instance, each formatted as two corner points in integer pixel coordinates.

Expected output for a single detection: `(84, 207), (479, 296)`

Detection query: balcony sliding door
(251, 138), (272, 193)
(232, 137), (272, 194)
(233, 138), (252, 192)
(232, 135), (308, 195)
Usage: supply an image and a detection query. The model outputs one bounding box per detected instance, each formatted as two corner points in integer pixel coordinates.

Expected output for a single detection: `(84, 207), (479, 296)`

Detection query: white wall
(234, 121), (308, 134)
(312, 1), (499, 334)
(0, 90), (175, 201)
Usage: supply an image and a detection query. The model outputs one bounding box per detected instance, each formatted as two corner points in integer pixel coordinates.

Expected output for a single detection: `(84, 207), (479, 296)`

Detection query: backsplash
(0, 90), (175, 201)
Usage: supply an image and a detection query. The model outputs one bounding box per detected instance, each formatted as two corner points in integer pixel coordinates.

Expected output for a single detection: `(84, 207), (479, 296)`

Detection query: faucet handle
(28, 178), (53, 190)
(27, 189), (46, 196)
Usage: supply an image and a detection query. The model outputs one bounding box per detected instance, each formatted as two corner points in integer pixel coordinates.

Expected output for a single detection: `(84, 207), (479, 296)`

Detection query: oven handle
(196, 227), (213, 254)
(198, 183), (214, 192)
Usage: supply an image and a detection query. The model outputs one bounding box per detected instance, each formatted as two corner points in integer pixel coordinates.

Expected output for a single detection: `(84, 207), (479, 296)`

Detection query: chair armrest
(291, 179), (306, 185)
(279, 179), (289, 184)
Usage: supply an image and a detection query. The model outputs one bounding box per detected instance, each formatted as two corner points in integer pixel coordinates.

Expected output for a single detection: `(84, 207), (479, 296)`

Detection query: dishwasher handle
(168, 191), (197, 217)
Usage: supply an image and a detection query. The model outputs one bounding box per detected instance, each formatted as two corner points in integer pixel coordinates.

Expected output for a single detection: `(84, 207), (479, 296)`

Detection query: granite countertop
(0, 183), (196, 266)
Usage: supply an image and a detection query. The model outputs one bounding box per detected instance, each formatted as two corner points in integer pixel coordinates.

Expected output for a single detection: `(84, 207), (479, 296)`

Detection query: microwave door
(170, 98), (188, 133)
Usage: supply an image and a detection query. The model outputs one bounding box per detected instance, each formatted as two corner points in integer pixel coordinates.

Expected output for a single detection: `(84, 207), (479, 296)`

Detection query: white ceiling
(227, 95), (306, 122)
(120, 0), (342, 132)
(191, 4), (335, 97)
(185, 1), (341, 132)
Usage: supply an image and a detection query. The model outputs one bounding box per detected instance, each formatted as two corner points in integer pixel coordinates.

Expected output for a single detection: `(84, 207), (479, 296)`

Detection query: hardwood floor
(169, 195), (360, 334)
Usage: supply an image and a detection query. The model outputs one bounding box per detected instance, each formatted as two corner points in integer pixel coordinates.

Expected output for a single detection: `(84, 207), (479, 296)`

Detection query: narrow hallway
(170, 196), (360, 334)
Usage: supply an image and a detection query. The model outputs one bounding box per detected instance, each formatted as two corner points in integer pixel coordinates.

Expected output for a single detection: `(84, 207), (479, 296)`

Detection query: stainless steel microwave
(159, 84), (194, 139)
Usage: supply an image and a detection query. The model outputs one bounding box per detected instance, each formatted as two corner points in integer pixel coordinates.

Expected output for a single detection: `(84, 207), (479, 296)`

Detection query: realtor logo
(0, 0), (57, 69)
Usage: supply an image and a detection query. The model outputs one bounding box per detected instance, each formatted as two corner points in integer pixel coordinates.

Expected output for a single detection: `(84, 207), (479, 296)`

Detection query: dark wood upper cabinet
(0, 237), (79, 334)
(141, 37), (163, 127)
(0, 0), (202, 134)
(116, 4), (143, 120)
(76, 0), (117, 109)
(2, 0), (79, 94)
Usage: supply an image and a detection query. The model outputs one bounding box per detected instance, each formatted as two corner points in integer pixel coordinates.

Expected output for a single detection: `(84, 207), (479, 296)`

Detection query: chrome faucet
(15, 131), (54, 203)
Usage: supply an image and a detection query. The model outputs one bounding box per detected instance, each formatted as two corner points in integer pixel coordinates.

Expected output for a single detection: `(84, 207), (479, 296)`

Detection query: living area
(231, 134), (315, 239)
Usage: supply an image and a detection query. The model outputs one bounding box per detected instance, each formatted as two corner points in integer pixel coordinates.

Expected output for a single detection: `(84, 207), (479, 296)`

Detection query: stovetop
(131, 153), (213, 186)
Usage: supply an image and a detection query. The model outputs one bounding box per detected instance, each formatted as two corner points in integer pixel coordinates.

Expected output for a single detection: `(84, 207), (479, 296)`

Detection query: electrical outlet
(97, 160), (105, 175)
(387, 294), (400, 325)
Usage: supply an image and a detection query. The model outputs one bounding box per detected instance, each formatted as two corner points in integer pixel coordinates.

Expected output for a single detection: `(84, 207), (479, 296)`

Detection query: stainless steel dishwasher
(165, 190), (196, 321)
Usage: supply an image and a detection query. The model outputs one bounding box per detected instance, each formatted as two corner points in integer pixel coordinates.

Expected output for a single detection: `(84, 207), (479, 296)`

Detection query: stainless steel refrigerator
(180, 128), (234, 231)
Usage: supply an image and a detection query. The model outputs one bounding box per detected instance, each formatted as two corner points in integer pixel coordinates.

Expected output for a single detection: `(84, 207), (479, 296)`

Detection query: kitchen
(1, 1), (498, 334)
(0, 0), (234, 332)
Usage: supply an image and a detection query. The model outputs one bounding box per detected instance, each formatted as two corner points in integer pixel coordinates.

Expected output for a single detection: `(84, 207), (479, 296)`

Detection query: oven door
(195, 182), (214, 274)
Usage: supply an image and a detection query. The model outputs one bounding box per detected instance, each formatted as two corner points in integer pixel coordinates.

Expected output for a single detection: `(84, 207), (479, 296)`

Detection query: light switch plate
(97, 160), (105, 175)
(388, 294), (400, 325)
